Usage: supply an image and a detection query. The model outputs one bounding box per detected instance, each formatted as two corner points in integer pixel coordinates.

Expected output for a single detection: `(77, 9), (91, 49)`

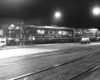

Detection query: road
(0, 43), (100, 80)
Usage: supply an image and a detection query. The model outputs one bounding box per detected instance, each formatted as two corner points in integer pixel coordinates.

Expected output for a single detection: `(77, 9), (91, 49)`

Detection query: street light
(92, 6), (100, 40)
(52, 11), (62, 26)
(92, 6), (100, 16)
(54, 11), (61, 19)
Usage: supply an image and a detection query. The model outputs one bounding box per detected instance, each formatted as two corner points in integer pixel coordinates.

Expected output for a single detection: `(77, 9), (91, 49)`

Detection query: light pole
(92, 6), (100, 27)
(92, 6), (100, 41)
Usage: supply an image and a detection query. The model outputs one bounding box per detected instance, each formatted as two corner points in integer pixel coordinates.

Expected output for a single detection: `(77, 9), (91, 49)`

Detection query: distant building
(0, 17), (24, 25)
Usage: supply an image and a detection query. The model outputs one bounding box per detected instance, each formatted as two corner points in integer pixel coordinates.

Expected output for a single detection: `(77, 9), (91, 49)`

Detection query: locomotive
(1, 24), (74, 45)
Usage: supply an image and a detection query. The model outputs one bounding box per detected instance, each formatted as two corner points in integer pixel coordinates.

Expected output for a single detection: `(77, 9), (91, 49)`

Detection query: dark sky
(0, 0), (100, 29)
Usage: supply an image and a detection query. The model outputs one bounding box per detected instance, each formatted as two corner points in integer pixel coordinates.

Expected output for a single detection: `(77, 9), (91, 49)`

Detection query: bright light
(54, 12), (61, 18)
(37, 30), (45, 34)
(92, 6), (100, 16)
(9, 24), (15, 29)
(88, 28), (98, 31)
(15, 26), (20, 29)
(58, 31), (62, 34)
(10, 24), (15, 28)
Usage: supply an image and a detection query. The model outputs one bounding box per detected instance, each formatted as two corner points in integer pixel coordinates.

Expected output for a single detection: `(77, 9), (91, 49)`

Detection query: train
(73, 28), (99, 42)
(0, 24), (99, 45)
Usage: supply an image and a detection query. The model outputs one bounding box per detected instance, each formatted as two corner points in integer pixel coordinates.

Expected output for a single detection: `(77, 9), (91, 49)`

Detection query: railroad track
(1, 45), (100, 67)
(70, 65), (100, 80)
(7, 48), (100, 80)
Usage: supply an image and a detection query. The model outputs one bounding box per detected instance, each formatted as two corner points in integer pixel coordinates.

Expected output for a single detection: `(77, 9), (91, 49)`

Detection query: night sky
(0, 0), (100, 29)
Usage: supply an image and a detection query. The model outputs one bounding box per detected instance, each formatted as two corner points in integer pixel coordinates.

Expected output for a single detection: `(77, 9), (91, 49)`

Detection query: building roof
(25, 25), (74, 30)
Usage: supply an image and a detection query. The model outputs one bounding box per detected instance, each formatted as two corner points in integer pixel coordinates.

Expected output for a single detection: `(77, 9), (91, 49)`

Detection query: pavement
(1, 42), (100, 59)
(0, 46), (58, 59)
(0, 44), (60, 50)
(0, 43), (78, 59)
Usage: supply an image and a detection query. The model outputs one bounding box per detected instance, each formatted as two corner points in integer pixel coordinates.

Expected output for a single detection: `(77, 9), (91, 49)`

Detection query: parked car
(81, 38), (90, 44)
(0, 38), (6, 47)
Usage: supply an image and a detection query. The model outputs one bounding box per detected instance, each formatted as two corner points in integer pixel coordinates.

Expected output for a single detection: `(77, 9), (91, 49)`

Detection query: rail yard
(0, 0), (100, 80)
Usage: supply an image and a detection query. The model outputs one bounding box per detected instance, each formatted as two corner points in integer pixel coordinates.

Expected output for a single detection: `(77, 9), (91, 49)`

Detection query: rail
(8, 50), (100, 80)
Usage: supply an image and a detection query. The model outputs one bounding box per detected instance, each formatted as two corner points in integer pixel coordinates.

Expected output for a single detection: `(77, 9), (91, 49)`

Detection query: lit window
(41, 30), (45, 34)
(37, 30), (41, 33)
(79, 32), (82, 34)
(37, 30), (45, 34)
(15, 26), (20, 29)
(58, 31), (62, 34)
(62, 31), (67, 35)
